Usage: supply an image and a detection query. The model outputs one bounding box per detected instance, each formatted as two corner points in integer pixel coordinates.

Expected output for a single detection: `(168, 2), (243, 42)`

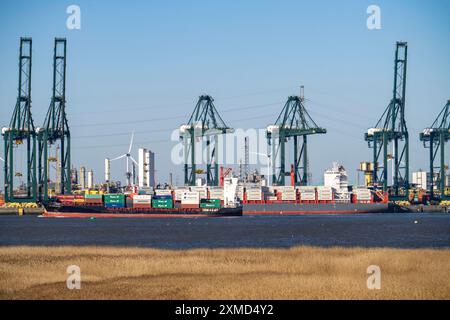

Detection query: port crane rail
(37, 38), (71, 201)
(180, 95), (234, 186)
(365, 42), (409, 199)
(420, 100), (450, 200)
(2, 38), (38, 203)
(267, 87), (326, 186)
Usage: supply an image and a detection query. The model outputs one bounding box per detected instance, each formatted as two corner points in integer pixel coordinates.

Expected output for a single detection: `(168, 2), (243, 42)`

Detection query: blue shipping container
(152, 195), (172, 200)
(104, 203), (125, 208)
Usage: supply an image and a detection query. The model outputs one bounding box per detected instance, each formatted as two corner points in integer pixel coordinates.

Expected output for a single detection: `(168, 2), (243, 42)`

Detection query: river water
(0, 213), (449, 249)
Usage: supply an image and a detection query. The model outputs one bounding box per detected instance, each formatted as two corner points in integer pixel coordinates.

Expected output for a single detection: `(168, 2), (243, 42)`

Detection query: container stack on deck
(180, 191), (200, 209)
(246, 186), (262, 203)
(298, 186), (316, 203)
(352, 187), (372, 203)
(85, 194), (103, 205)
(132, 195), (152, 208)
(104, 194), (125, 208)
(317, 186), (333, 203)
(152, 195), (173, 208)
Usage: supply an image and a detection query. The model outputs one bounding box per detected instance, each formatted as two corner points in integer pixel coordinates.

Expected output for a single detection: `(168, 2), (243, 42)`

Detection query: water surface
(0, 213), (449, 249)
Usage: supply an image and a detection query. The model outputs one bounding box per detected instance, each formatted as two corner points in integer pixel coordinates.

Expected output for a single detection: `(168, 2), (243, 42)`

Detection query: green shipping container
(152, 199), (173, 208)
(201, 198), (220, 204)
(104, 194), (125, 204)
(85, 194), (103, 199)
(200, 203), (221, 209)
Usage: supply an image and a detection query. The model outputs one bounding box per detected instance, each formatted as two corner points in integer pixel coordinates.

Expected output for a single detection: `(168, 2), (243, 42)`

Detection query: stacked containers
(74, 195), (85, 204)
(84, 194), (103, 205)
(246, 186), (262, 201)
(280, 186), (296, 201)
(138, 187), (154, 195)
(180, 191), (200, 209)
(191, 186), (207, 200)
(155, 189), (172, 196)
(298, 186), (316, 202)
(133, 195), (152, 208)
(57, 195), (76, 205)
(317, 186), (333, 202)
(174, 188), (190, 201)
(104, 194), (126, 208)
(200, 198), (221, 209)
(353, 188), (372, 203)
(208, 187), (224, 200)
(152, 194), (173, 208)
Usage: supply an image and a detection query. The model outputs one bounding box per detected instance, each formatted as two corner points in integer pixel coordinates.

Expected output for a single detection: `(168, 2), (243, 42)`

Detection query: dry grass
(0, 246), (449, 300)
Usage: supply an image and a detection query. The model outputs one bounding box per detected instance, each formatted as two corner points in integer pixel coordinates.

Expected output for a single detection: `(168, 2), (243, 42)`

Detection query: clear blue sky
(0, 0), (449, 186)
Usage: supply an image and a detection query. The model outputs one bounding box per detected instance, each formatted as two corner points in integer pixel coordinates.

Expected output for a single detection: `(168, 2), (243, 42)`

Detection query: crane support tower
(267, 86), (326, 186)
(420, 100), (450, 200)
(365, 42), (409, 198)
(37, 38), (71, 201)
(2, 38), (37, 203)
(180, 95), (234, 186)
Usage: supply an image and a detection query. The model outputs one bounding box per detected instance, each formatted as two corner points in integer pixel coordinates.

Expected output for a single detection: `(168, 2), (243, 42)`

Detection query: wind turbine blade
(130, 156), (138, 166)
(111, 154), (126, 161)
(128, 131), (135, 154)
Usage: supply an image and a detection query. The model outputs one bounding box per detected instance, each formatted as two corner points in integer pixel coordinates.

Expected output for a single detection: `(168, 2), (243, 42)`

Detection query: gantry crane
(37, 38), (71, 201)
(419, 100), (450, 200)
(2, 38), (37, 203)
(267, 86), (326, 186)
(365, 42), (409, 199)
(180, 95), (233, 186)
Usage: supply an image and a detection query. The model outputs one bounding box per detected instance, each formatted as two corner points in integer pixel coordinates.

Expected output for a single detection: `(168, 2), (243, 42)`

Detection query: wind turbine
(111, 132), (138, 187)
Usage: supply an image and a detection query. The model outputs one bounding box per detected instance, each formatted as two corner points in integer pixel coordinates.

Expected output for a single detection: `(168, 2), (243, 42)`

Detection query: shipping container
(155, 189), (172, 196)
(200, 202), (221, 209)
(181, 191), (200, 204)
(180, 203), (200, 209)
(104, 202), (125, 208)
(152, 194), (172, 200)
(132, 203), (152, 209)
(152, 198), (173, 208)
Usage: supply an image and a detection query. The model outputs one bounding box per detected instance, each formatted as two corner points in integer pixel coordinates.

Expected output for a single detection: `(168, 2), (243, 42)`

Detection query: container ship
(42, 192), (243, 218)
(240, 163), (390, 214)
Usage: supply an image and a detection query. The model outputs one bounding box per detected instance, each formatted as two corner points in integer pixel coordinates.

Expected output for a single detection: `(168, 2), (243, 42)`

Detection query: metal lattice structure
(420, 100), (450, 199)
(365, 42), (409, 198)
(180, 95), (233, 186)
(2, 38), (37, 202)
(37, 38), (71, 201)
(267, 87), (326, 186)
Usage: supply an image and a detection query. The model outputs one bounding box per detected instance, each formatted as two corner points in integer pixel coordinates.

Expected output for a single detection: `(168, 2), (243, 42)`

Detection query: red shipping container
(180, 204), (199, 209)
(132, 203), (152, 209)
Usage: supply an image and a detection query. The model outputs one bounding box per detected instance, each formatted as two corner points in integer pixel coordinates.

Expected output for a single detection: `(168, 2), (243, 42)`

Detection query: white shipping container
(209, 190), (224, 200)
(246, 192), (262, 200)
(317, 194), (333, 201)
(281, 194), (296, 201)
(155, 189), (172, 196)
(133, 195), (152, 203)
(174, 189), (189, 201)
(181, 191), (200, 204)
(301, 194), (316, 201)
